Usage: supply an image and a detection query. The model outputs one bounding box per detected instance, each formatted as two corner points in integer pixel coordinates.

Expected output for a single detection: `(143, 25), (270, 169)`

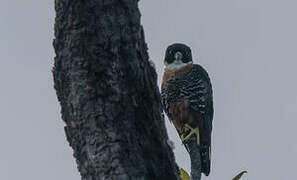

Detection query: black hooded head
(164, 43), (192, 64)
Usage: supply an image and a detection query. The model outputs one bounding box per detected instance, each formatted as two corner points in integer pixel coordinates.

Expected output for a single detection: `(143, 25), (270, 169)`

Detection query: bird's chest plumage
(161, 63), (212, 120)
(162, 64), (193, 103)
(163, 78), (188, 103)
(161, 64), (195, 120)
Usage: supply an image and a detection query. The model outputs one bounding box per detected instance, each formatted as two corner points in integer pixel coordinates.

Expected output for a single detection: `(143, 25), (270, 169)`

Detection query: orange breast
(162, 63), (193, 85)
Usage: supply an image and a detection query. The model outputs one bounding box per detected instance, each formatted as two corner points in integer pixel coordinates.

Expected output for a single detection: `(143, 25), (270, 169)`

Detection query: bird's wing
(161, 82), (169, 118)
(177, 64), (214, 134)
(180, 64), (213, 176)
(161, 79), (178, 120)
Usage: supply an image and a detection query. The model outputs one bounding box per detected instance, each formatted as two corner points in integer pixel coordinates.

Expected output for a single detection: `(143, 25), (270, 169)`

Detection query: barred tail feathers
(201, 145), (211, 176)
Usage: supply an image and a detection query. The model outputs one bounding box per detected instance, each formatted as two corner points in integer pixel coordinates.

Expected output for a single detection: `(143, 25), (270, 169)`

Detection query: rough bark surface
(53, 0), (179, 179)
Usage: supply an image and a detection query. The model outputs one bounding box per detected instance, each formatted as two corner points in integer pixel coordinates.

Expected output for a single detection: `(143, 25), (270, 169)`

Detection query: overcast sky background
(1, 0), (296, 180)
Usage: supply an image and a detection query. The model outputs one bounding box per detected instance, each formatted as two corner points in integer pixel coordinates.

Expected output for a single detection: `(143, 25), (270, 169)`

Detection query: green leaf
(232, 171), (247, 180)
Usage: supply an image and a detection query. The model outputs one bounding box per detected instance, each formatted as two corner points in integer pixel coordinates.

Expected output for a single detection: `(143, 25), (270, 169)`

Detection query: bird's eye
(165, 50), (175, 63)
(181, 51), (191, 63)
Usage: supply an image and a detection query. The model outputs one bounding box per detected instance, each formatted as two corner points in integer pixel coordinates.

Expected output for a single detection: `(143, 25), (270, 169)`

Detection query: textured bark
(53, 0), (179, 179)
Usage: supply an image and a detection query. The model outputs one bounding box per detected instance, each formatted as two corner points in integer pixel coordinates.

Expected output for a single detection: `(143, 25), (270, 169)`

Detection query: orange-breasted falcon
(161, 43), (214, 179)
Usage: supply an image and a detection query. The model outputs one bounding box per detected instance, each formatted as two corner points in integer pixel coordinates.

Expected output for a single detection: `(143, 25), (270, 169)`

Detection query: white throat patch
(165, 60), (192, 70)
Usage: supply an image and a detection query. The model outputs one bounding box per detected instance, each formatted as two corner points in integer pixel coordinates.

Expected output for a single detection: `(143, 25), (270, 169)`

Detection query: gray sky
(1, 0), (296, 179)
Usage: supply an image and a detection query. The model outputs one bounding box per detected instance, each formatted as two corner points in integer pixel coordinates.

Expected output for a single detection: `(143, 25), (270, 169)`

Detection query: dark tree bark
(53, 0), (179, 179)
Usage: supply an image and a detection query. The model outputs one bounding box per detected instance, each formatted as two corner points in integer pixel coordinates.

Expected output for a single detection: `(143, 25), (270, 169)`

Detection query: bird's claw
(181, 124), (200, 145)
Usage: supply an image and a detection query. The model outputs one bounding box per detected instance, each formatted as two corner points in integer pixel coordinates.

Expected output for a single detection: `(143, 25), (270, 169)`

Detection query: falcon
(161, 43), (214, 179)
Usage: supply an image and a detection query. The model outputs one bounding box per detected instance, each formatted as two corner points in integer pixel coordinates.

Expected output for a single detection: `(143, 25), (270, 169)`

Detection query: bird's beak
(174, 52), (183, 63)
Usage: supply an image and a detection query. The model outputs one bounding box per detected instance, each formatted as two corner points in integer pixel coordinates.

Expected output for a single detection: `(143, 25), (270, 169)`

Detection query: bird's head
(164, 43), (193, 70)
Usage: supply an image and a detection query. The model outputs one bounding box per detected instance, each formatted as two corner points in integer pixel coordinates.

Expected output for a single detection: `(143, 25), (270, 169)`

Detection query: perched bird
(161, 43), (214, 179)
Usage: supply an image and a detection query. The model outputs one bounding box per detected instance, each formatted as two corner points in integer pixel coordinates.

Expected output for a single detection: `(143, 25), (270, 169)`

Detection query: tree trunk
(53, 0), (179, 179)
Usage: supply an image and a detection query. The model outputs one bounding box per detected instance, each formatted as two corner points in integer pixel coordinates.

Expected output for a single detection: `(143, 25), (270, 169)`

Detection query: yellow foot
(180, 168), (190, 180)
(180, 123), (200, 145)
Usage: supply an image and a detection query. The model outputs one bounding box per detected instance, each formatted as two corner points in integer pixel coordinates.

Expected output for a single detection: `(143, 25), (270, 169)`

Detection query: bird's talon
(180, 124), (200, 145)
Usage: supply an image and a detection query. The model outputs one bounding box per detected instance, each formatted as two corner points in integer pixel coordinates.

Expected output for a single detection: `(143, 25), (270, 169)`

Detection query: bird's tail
(201, 145), (211, 176)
